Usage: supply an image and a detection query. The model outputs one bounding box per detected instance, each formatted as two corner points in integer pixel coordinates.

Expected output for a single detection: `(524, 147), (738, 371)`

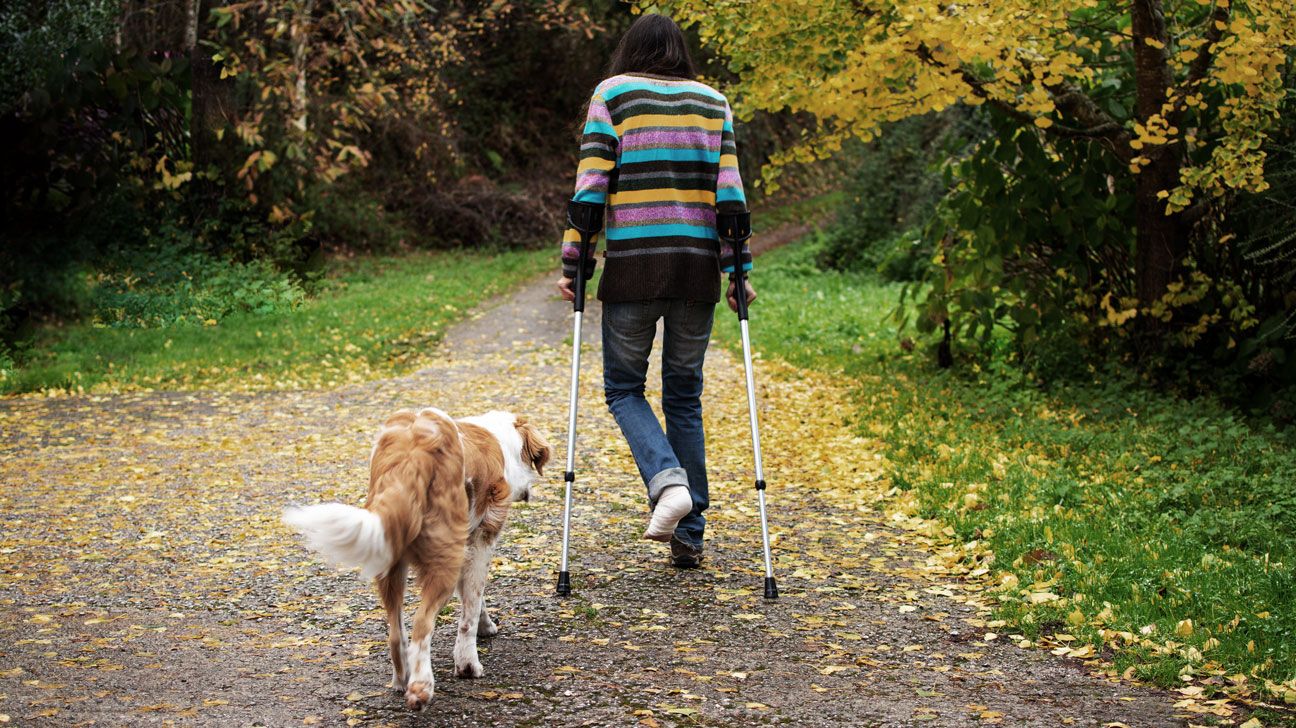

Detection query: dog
(283, 408), (549, 710)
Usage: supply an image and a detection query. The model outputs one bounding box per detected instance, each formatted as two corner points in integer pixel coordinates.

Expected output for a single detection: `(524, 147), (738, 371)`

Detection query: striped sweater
(561, 73), (750, 304)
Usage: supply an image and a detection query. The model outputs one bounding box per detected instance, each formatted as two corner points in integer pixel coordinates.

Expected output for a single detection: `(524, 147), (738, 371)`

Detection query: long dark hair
(606, 14), (696, 79)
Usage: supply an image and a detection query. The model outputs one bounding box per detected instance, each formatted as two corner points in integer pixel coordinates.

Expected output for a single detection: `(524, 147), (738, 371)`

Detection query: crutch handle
(572, 242), (594, 313)
(718, 210), (754, 322)
(729, 268), (752, 321)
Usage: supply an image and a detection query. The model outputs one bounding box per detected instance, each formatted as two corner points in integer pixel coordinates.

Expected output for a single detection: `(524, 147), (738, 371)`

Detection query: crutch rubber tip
(764, 577), (779, 600)
(556, 571), (572, 597)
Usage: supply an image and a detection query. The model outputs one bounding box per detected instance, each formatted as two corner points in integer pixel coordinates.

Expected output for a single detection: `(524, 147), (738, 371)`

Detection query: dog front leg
(453, 542), (492, 678)
(478, 600), (498, 637)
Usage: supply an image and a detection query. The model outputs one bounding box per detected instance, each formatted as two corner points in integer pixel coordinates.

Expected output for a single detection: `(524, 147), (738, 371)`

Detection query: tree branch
(1183, 2), (1231, 90)
(913, 44), (1043, 128)
(848, 0), (876, 19)
(914, 43), (1133, 160)
(1045, 80), (1134, 158)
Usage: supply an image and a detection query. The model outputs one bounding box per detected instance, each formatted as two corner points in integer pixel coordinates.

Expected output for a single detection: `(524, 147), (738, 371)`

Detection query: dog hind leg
(377, 562), (408, 691)
(403, 542), (463, 709)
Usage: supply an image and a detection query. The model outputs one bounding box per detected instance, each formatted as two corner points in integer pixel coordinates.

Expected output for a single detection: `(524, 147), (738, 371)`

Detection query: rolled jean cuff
(647, 467), (689, 507)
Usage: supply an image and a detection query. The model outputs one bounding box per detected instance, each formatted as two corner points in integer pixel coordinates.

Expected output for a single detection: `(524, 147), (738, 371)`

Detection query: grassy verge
(3, 248), (553, 394)
(753, 190), (844, 229)
(716, 235), (1296, 703)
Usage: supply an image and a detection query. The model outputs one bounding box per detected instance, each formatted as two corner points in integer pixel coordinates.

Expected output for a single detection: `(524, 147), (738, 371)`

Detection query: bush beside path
(0, 261), (1214, 727)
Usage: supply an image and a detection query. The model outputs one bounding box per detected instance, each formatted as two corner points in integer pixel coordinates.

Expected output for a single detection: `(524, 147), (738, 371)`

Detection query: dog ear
(383, 409), (417, 430)
(515, 419), (551, 476)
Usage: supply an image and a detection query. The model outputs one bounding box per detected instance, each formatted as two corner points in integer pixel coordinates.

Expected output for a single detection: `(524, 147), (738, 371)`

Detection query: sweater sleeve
(561, 88), (619, 280)
(716, 100), (751, 274)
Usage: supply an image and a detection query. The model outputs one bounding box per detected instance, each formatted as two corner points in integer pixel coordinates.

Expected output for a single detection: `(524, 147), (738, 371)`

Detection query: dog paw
(404, 681), (433, 710)
(389, 675), (407, 692)
(479, 619), (499, 638)
(454, 660), (484, 679)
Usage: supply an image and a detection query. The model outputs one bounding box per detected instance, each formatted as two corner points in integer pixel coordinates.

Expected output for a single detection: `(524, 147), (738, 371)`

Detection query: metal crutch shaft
(718, 211), (779, 600)
(557, 199), (604, 597)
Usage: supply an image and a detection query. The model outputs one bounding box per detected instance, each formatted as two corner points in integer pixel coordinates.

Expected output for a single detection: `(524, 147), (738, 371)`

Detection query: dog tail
(283, 408), (466, 581)
(282, 503), (394, 580)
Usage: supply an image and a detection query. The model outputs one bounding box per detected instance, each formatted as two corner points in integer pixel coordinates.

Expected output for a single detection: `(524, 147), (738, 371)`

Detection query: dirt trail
(0, 258), (1197, 726)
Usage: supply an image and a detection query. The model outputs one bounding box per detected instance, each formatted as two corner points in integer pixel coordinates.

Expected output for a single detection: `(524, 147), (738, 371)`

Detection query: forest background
(2, 0), (1294, 712)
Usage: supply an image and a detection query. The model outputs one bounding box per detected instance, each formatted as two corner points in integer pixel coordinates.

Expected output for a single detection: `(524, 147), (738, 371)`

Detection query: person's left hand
(727, 279), (756, 312)
(557, 276), (575, 302)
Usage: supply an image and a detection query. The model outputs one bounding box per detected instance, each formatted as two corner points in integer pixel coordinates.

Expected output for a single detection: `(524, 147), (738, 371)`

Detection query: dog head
(511, 417), (550, 503)
(458, 410), (550, 504)
(514, 417), (551, 475)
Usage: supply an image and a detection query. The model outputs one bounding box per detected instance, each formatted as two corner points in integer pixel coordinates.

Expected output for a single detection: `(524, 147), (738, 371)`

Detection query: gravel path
(0, 261), (1202, 726)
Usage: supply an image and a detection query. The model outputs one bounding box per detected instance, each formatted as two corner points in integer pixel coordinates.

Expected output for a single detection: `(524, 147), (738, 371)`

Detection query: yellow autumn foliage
(652, 0), (1295, 208)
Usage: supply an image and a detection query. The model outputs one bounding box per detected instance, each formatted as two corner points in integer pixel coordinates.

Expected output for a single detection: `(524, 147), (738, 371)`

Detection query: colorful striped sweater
(561, 73), (750, 304)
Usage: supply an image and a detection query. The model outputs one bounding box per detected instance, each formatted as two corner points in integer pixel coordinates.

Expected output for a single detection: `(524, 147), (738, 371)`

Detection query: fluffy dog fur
(283, 407), (549, 711)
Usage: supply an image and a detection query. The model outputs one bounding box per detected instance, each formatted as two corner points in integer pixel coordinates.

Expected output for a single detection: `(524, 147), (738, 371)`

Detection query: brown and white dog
(283, 407), (549, 710)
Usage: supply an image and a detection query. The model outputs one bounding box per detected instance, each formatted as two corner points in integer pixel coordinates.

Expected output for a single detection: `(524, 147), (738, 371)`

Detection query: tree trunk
(1133, 146), (1186, 311)
(292, 0), (316, 133)
(188, 0), (223, 224)
(184, 0), (200, 50)
(1130, 0), (1188, 312)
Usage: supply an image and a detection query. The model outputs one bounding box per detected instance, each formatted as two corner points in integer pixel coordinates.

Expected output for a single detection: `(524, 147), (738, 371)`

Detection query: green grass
(752, 189), (845, 230)
(0, 189), (839, 396)
(716, 235), (1296, 699)
(3, 248), (553, 394)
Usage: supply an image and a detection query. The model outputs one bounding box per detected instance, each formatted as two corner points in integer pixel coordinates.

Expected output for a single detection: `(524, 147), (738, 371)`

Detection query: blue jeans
(602, 298), (714, 548)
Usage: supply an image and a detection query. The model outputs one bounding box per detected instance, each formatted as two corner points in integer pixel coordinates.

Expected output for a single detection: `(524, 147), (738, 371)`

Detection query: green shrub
(910, 108), (1136, 352)
(307, 182), (416, 253)
(0, 0), (118, 109)
(817, 111), (975, 279)
(907, 98), (1296, 416)
(0, 343), (14, 386)
(89, 253), (305, 329)
(1, 34), (191, 340)
(874, 229), (931, 283)
(87, 211), (311, 329)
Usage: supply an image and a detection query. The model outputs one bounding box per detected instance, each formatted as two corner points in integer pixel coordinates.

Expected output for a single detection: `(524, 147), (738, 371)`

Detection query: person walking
(556, 13), (755, 569)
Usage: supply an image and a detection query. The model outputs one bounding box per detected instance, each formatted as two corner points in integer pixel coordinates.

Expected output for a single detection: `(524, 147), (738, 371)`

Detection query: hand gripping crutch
(556, 199), (604, 597)
(718, 210), (779, 600)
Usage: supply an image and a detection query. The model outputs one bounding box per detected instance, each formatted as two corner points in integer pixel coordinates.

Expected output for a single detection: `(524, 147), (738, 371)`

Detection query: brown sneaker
(669, 536), (703, 569)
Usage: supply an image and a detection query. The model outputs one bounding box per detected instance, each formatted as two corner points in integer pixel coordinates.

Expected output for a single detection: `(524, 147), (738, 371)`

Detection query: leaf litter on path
(0, 275), (1208, 726)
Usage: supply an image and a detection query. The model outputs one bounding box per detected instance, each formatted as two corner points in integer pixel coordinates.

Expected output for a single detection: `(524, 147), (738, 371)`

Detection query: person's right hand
(557, 276), (575, 302)
(727, 279), (756, 312)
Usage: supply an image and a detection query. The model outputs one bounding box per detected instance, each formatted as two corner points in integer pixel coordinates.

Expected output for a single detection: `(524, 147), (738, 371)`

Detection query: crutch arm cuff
(567, 199), (605, 236)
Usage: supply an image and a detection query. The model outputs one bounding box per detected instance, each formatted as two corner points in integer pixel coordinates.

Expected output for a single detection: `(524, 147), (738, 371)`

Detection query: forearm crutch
(556, 199), (604, 597)
(717, 210), (779, 600)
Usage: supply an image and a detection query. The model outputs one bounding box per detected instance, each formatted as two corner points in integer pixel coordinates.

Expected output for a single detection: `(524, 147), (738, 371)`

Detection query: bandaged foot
(644, 485), (692, 542)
